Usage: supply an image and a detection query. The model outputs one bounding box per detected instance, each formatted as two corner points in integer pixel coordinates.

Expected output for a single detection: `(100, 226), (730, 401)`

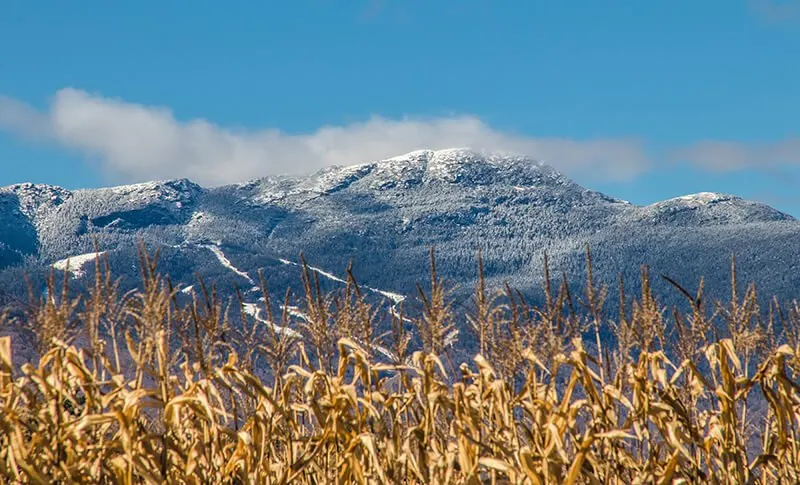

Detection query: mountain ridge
(3, 148), (786, 219)
(1, 149), (799, 348)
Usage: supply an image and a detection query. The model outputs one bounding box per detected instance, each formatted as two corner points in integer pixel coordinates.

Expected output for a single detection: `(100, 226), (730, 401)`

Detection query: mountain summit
(637, 192), (792, 226)
(250, 148), (571, 203)
(371, 148), (567, 186)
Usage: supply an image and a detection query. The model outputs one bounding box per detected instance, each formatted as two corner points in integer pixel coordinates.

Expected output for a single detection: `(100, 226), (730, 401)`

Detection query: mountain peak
(250, 148), (570, 198)
(88, 178), (203, 206)
(381, 147), (543, 166)
(665, 192), (735, 204)
(640, 191), (793, 225)
(384, 147), (500, 161)
(368, 147), (566, 188)
(0, 182), (73, 219)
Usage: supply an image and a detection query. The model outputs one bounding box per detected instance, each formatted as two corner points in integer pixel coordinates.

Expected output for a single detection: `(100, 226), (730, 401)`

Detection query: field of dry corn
(2, 248), (800, 483)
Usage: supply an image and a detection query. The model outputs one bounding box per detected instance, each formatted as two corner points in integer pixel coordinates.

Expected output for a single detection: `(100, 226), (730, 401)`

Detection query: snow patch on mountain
(53, 251), (106, 278)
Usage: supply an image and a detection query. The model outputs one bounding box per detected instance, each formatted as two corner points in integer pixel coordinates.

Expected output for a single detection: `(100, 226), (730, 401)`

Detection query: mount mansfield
(1, 148), (799, 328)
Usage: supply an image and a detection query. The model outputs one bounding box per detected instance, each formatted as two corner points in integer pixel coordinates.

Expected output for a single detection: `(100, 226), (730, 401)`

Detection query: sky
(0, 1), (799, 214)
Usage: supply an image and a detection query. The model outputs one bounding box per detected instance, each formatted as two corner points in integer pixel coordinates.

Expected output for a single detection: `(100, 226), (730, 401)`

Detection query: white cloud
(672, 139), (800, 172)
(0, 88), (653, 186)
(0, 96), (51, 140)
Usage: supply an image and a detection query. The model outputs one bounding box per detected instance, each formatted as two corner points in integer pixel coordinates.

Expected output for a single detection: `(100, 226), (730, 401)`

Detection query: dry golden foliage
(2, 251), (800, 483)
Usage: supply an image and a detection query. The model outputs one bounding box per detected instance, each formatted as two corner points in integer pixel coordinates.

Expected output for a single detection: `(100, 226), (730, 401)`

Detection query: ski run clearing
(53, 251), (107, 278)
(278, 258), (405, 304)
(202, 244), (255, 285)
(240, 303), (302, 338)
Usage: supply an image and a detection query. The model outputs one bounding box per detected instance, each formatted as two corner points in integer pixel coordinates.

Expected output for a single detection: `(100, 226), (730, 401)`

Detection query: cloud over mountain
(0, 89), (652, 186)
(672, 139), (800, 172)
(3, 89), (799, 187)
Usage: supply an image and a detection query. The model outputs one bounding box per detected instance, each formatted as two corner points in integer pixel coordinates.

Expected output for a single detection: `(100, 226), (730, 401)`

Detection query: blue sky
(1, 1), (799, 213)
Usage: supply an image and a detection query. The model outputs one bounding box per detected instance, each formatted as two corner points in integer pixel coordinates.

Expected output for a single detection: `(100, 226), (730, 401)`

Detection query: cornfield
(2, 248), (800, 483)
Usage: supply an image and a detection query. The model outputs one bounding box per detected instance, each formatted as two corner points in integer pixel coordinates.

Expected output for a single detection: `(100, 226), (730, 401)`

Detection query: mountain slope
(1, 148), (798, 342)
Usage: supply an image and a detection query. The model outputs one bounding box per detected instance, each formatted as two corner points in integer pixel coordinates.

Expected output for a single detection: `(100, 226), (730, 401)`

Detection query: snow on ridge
(101, 178), (196, 193)
(252, 164), (375, 202)
(380, 147), (533, 167)
(384, 149), (434, 162)
(106, 180), (163, 193)
(652, 192), (736, 204)
(644, 192), (738, 211)
(88, 179), (199, 207)
(634, 191), (795, 223)
(363, 147), (567, 189)
(2, 183), (73, 219)
(241, 148), (563, 195)
(671, 192), (733, 203)
(431, 147), (530, 164)
(2, 182), (70, 195)
(53, 251), (106, 278)
(382, 147), (522, 162)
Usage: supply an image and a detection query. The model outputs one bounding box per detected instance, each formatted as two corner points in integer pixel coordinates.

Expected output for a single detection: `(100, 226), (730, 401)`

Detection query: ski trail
(308, 265), (346, 284)
(279, 305), (310, 322)
(202, 244), (255, 285)
(53, 251), (106, 278)
(277, 257), (414, 343)
(241, 302), (301, 338)
(389, 305), (415, 324)
(278, 258), (346, 284)
(277, 257), (405, 304)
(365, 287), (406, 305)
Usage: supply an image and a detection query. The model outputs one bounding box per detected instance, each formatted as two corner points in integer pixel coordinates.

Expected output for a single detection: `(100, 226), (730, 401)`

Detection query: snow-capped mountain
(1, 148), (799, 336)
(635, 192), (793, 226)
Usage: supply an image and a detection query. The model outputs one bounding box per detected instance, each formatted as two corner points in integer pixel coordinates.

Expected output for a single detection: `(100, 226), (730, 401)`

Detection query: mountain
(2, 148), (799, 352)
